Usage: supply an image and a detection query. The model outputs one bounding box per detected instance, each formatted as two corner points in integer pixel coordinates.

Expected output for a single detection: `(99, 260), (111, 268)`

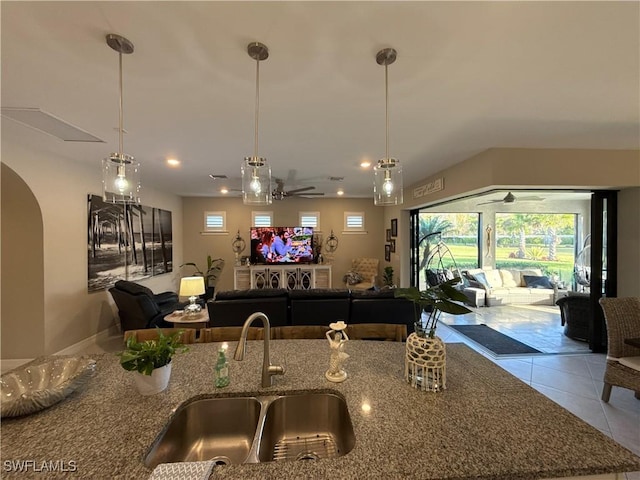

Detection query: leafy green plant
(180, 255), (225, 288)
(383, 266), (394, 287)
(117, 329), (189, 376)
(395, 279), (471, 338)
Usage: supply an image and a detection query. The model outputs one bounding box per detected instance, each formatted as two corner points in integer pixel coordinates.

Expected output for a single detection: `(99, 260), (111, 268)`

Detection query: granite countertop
(1, 341), (639, 479)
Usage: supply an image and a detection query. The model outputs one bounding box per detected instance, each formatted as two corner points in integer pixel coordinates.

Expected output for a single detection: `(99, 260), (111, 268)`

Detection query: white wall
(1, 136), (183, 358)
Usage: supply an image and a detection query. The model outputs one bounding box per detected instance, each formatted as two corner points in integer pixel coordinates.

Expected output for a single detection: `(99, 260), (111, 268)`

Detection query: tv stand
(234, 265), (332, 290)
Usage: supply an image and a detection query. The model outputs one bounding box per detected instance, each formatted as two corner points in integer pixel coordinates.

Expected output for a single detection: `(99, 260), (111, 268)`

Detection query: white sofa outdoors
(463, 268), (556, 307)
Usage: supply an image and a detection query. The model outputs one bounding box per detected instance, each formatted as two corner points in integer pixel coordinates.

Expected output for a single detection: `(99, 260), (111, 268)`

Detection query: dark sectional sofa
(207, 288), (416, 333)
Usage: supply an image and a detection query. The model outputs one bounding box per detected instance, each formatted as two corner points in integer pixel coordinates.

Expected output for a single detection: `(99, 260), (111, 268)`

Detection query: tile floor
(84, 308), (639, 479)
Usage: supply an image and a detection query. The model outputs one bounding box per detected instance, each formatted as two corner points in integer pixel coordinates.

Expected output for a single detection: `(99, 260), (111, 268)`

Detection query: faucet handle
(268, 364), (285, 376)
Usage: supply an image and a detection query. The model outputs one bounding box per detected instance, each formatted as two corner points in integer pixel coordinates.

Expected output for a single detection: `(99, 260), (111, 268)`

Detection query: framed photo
(384, 244), (391, 262)
(391, 218), (398, 237)
(390, 239), (396, 253)
(386, 229), (392, 242)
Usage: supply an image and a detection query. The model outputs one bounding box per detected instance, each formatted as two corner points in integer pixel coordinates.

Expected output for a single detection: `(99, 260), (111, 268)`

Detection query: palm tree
(418, 215), (453, 271)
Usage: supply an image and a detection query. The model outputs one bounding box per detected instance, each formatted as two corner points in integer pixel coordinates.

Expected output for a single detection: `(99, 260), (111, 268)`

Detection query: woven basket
(405, 333), (446, 392)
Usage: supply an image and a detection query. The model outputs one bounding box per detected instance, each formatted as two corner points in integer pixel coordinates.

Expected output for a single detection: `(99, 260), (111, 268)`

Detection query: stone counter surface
(1, 341), (639, 479)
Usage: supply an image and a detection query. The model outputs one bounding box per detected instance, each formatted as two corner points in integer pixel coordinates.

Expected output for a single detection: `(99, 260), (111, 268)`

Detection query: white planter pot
(405, 333), (446, 392)
(132, 363), (172, 396)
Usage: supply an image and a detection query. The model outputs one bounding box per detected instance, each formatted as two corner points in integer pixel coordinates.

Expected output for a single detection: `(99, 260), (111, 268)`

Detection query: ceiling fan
(272, 178), (325, 201)
(477, 191), (545, 206)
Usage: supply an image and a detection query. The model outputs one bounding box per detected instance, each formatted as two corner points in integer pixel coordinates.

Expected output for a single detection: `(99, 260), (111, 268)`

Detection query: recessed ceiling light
(166, 158), (181, 167)
(220, 187), (229, 194)
(360, 160), (371, 168)
(337, 189), (344, 196)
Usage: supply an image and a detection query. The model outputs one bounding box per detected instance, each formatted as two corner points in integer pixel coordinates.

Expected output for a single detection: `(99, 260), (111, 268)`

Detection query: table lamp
(179, 276), (205, 316)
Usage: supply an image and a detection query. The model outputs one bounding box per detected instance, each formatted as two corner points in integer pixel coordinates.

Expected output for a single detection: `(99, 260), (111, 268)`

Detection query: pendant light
(242, 42), (272, 205)
(373, 48), (403, 206)
(102, 34), (141, 204)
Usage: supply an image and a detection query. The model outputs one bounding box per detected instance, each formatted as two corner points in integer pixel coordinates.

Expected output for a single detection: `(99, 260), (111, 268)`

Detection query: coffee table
(164, 310), (209, 331)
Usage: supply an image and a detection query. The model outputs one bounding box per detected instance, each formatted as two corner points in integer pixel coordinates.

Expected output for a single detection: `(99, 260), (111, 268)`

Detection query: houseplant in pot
(395, 279), (471, 392)
(180, 255), (225, 300)
(117, 329), (188, 395)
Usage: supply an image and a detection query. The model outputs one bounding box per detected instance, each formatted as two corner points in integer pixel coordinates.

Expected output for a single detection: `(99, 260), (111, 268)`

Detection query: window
(204, 211), (226, 232)
(495, 213), (576, 285)
(344, 212), (365, 232)
(252, 211), (273, 227)
(299, 211), (320, 229)
(416, 212), (480, 290)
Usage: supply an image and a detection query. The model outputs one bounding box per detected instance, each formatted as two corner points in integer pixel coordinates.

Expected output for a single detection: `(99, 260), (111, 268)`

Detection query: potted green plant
(395, 278), (472, 392)
(180, 255), (225, 299)
(394, 278), (471, 338)
(382, 266), (395, 288)
(117, 329), (188, 395)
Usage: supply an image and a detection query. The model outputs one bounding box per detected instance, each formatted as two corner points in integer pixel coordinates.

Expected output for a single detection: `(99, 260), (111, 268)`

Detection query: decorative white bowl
(0, 357), (96, 418)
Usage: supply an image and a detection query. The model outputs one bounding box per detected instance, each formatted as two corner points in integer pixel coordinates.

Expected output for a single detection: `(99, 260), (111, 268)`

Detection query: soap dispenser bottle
(214, 346), (230, 388)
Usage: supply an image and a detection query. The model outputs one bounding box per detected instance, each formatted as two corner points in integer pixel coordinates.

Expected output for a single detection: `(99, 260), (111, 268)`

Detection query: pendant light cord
(385, 62), (389, 162)
(254, 56), (260, 159)
(118, 51), (124, 156)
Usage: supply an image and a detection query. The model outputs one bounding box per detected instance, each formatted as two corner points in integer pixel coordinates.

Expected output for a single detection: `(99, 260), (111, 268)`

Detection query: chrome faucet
(233, 312), (284, 387)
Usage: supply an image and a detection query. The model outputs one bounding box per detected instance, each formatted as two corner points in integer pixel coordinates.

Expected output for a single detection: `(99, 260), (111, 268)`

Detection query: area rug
(448, 324), (542, 355)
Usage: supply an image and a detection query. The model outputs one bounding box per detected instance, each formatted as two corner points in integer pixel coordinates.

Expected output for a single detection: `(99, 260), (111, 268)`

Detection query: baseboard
(55, 325), (120, 356)
(1, 325), (120, 374)
(1, 358), (33, 374)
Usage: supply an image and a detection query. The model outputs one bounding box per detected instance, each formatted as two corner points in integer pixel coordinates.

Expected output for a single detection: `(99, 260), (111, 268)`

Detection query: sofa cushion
(289, 289), (350, 299)
(350, 289), (396, 299)
(483, 269), (503, 288)
(471, 271), (491, 291)
(523, 275), (554, 289)
(343, 271), (363, 285)
(499, 269), (520, 288)
(519, 269), (543, 285)
(215, 288), (288, 300)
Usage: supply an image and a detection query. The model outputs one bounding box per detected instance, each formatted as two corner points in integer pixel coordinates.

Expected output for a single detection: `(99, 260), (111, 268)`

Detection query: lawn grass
(434, 245), (575, 282)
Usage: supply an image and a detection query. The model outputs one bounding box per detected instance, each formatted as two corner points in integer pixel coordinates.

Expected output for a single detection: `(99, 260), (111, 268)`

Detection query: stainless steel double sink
(145, 391), (355, 468)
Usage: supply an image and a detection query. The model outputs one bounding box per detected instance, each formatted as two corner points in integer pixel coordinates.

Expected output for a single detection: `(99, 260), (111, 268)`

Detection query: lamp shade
(179, 276), (205, 297)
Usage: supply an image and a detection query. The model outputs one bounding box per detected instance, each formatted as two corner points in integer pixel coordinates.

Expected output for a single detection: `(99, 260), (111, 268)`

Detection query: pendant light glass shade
(374, 158), (403, 205)
(373, 48), (403, 206)
(102, 153), (141, 204)
(242, 156), (272, 205)
(242, 42), (272, 205)
(102, 34), (140, 205)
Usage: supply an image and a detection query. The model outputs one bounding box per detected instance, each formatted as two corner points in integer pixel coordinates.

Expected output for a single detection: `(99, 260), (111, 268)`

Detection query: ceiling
(2, 2), (638, 199)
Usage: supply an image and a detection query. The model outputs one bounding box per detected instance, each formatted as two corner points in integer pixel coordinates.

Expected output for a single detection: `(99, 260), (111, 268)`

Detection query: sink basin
(258, 392), (355, 462)
(145, 391), (355, 467)
(145, 396), (262, 468)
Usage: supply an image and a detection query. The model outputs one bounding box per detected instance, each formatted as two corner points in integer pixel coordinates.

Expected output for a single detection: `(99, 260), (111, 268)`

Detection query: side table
(164, 310), (210, 331)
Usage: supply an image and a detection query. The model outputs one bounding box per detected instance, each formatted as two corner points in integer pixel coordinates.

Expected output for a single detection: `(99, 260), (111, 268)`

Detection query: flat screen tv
(250, 227), (314, 265)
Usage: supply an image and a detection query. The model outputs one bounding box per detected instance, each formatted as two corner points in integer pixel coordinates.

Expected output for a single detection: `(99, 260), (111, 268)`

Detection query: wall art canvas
(87, 194), (172, 292)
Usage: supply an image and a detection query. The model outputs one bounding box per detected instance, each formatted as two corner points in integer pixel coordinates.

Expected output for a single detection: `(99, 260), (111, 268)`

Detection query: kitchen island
(2, 340), (639, 479)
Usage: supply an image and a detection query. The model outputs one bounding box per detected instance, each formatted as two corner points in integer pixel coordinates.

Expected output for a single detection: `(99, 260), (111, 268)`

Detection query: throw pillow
(523, 275), (554, 289)
(472, 271), (492, 291)
(343, 271), (364, 286)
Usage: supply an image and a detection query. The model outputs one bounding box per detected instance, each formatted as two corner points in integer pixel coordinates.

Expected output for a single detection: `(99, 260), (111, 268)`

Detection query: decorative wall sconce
(232, 230), (246, 266)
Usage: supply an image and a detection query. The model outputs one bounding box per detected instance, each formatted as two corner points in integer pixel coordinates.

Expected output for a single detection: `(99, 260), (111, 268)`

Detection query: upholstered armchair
(109, 280), (179, 331)
(556, 293), (590, 341)
(598, 297), (640, 402)
(344, 258), (379, 290)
